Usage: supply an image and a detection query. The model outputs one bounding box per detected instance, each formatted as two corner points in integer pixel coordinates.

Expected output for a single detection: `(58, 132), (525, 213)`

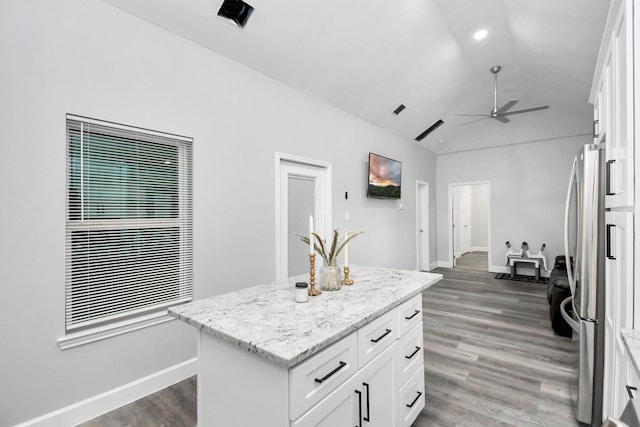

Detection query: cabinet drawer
(396, 321), (424, 386)
(290, 332), (358, 420)
(290, 373), (359, 427)
(397, 294), (423, 337)
(357, 309), (398, 368)
(397, 365), (425, 427)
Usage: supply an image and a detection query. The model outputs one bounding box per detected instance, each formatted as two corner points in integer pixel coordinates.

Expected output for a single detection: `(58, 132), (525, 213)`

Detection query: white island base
(170, 266), (441, 426)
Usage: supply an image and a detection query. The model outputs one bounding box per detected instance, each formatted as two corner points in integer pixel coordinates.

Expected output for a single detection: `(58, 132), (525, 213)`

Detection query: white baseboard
(416, 262), (440, 272)
(471, 247), (488, 252)
(15, 358), (197, 427)
(489, 265), (509, 274)
(437, 260), (453, 268)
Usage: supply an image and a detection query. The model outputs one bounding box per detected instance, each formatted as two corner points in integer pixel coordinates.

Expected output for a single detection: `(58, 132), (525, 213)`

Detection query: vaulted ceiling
(100, 0), (610, 154)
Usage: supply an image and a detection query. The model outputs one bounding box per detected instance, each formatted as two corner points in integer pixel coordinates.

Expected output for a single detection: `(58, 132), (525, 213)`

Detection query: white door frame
(415, 181), (430, 271)
(447, 181), (491, 270)
(275, 153), (332, 282)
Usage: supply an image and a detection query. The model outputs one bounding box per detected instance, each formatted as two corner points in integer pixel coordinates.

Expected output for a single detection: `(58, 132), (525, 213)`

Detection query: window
(65, 115), (193, 333)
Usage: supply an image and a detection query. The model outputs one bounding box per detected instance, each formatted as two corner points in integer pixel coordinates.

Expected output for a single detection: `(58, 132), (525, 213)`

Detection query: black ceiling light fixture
(415, 119), (444, 142)
(393, 104), (406, 115)
(217, 0), (254, 28)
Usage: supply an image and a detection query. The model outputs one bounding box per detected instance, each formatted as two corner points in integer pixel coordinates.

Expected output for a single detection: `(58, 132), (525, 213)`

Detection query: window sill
(58, 311), (174, 350)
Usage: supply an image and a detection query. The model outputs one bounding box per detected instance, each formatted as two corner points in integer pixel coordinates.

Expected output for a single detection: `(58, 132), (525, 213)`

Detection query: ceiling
(100, 0), (610, 154)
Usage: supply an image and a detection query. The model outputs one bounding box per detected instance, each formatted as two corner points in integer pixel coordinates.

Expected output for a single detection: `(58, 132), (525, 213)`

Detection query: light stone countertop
(621, 329), (640, 377)
(169, 265), (442, 368)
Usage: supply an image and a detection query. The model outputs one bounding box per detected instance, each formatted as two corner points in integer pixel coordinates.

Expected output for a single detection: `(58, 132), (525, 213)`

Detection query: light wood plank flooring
(79, 252), (577, 426)
(414, 252), (578, 426)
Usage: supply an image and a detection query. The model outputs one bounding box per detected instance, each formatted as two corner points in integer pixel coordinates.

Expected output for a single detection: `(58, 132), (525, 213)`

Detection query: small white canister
(295, 282), (309, 303)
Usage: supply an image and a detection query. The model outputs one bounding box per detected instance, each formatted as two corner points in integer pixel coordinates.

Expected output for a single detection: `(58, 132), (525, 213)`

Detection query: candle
(344, 232), (349, 267)
(309, 215), (314, 255)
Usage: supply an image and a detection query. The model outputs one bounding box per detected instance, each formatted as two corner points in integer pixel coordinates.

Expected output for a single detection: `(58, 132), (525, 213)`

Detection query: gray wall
(0, 0), (436, 424)
(470, 183), (489, 250)
(436, 135), (590, 272)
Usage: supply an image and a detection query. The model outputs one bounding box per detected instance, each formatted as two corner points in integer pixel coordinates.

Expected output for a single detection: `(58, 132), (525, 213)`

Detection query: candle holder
(309, 254), (321, 296)
(342, 266), (354, 286)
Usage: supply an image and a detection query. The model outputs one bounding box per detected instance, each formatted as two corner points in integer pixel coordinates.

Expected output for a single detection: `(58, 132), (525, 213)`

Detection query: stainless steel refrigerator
(562, 143), (605, 426)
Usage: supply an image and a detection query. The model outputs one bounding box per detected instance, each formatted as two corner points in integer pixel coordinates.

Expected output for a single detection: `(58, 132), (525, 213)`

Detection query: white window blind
(65, 115), (193, 331)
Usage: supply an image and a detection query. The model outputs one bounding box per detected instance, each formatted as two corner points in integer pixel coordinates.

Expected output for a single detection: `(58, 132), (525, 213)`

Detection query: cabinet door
(603, 211), (634, 420)
(356, 343), (396, 427)
(605, 0), (634, 208)
(291, 373), (359, 427)
(293, 344), (396, 427)
(397, 365), (425, 427)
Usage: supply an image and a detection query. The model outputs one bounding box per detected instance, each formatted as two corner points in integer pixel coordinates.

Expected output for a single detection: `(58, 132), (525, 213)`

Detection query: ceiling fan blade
(502, 105), (549, 116)
(496, 99), (518, 115)
(455, 113), (489, 117)
(458, 117), (490, 126)
(492, 115), (510, 124)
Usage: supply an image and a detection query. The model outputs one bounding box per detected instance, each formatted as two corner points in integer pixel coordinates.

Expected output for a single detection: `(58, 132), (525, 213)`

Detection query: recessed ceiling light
(473, 29), (488, 40)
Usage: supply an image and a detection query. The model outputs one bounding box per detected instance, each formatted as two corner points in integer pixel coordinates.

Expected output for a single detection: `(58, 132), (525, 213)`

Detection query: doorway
(448, 182), (490, 270)
(275, 154), (331, 281)
(416, 181), (430, 271)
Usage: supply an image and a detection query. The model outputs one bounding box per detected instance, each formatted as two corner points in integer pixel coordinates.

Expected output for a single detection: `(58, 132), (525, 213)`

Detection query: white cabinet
(603, 211), (634, 419)
(290, 333), (359, 420)
(591, 0), (635, 208)
(293, 294), (424, 427)
(615, 344), (640, 421)
(397, 365), (426, 427)
(291, 371), (360, 427)
(293, 344), (396, 427)
(591, 0), (637, 421)
(195, 293), (426, 427)
(355, 343), (397, 427)
(357, 308), (398, 367)
(396, 296), (425, 423)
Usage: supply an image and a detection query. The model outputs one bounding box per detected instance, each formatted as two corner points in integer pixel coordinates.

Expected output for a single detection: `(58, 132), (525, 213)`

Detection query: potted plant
(298, 229), (364, 291)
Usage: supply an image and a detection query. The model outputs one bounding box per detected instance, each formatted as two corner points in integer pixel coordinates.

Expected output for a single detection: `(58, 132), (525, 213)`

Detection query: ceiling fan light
(473, 29), (488, 40)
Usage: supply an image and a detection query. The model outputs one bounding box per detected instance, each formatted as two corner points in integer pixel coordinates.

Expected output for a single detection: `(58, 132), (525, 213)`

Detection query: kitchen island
(169, 265), (442, 426)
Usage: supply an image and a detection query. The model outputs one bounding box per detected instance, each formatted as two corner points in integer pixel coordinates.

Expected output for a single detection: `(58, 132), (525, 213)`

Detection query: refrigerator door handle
(560, 296), (579, 333)
(564, 157), (578, 298)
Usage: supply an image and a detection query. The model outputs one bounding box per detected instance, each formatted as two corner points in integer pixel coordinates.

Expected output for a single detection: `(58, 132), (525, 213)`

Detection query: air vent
(393, 104), (406, 115)
(415, 119), (444, 142)
(218, 0), (254, 28)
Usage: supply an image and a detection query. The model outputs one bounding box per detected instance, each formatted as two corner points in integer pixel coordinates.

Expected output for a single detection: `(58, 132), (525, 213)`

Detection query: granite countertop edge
(169, 266), (441, 368)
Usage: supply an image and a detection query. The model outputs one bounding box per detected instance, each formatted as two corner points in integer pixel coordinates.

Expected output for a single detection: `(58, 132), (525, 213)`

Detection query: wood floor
(79, 252), (578, 426)
(414, 252), (578, 426)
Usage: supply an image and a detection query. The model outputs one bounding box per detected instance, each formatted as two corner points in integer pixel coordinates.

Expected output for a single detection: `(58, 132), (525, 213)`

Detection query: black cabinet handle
(405, 309), (420, 320)
(606, 224), (616, 260)
(627, 385), (637, 399)
(406, 391), (423, 408)
(371, 328), (392, 343)
(405, 346), (421, 360)
(314, 361), (346, 384)
(363, 382), (370, 422)
(355, 390), (362, 427)
(606, 159), (616, 196)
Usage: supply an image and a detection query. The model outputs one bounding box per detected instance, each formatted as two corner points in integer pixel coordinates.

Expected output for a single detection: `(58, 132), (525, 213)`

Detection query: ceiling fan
(457, 65), (549, 126)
